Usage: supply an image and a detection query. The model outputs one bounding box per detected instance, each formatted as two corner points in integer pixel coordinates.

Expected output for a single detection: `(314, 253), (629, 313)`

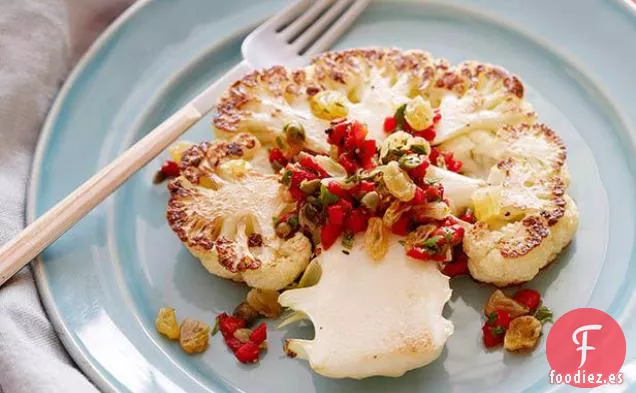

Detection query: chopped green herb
(281, 170), (292, 186)
(211, 316), (220, 336)
(486, 312), (498, 326)
(398, 240), (406, 246)
(425, 177), (441, 185)
(420, 235), (442, 250)
(341, 232), (355, 250)
(492, 326), (506, 336)
(394, 103), (407, 129)
(272, 216), (278, 226)
(342, 250), (350, 255)
(287, 215), (300, 230)
(320, 184), (339, 206)
(534, 305), (554, 325)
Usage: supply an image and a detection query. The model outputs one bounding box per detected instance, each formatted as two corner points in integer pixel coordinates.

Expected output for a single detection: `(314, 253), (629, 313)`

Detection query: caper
(302, 201), (323, 224)
(398, 154), (424, 170)
(361, 191), (380, 211)
(275, 222), (292, 238)
(284, 121), (306, 144)
(300, 179), (321, 194)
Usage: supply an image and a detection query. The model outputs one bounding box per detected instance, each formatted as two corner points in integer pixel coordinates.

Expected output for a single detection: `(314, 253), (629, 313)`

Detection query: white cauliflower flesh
(278, 238), (453, 379)
(214, 49), (450, 153)
(432, 61), (536, 144)
(445, 123), (579, 286)
(166, 134), (312, 290)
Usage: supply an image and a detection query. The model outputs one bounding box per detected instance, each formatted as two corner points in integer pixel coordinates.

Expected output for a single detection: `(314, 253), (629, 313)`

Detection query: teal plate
(28, 0), (636, 392)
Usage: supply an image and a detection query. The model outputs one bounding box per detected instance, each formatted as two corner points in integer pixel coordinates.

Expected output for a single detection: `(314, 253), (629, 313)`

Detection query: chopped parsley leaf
(534, 305), (554, 325)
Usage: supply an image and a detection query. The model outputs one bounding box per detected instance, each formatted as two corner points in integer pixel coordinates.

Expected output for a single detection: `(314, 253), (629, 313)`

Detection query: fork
(0, 0), (369, 286)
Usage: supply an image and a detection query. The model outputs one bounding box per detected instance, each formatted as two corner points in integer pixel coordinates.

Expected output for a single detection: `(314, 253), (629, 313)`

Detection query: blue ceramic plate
(28, 0), (636, 392)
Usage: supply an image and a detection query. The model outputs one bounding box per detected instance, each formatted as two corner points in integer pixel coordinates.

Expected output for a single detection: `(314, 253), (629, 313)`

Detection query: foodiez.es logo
(546, 308), (626, 388)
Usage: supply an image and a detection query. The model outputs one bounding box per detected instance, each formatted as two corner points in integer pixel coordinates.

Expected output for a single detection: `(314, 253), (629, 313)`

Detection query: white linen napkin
(0, 1), (133, 391)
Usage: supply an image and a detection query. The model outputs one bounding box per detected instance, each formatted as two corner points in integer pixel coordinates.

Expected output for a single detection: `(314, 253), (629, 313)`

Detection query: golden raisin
(484, 290), (530, 319)
(504, 316), (542, 351)
(382, 200), (411, 228)
(155, 308), (180, 340)
(365, 218), (390, 261)
(246, 289), (282, 319)
(179, 318), (210, 354)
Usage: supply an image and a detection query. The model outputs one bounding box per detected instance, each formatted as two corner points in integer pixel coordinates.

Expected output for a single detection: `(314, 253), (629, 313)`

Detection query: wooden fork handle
(0, 61), (252, 286)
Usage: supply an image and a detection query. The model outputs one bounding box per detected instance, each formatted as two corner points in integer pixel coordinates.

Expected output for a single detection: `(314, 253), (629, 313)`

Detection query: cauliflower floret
(452, 124), (578, 286)
(166, 134), (312, 290)
(432, 61), (536, 144)
(214, 48), (449, 153)
(279, 237), (453, 379)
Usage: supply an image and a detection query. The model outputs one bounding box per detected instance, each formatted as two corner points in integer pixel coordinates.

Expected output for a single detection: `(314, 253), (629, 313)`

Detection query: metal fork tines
(243, 0), (369, 68)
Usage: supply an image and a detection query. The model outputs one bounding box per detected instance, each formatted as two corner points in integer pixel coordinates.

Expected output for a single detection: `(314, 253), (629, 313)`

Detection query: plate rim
(27, 1), (152, 392)
(25, 1), (636, 392)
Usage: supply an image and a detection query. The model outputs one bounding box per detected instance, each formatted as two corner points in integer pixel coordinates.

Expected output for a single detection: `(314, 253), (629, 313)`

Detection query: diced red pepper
(441, 215), (457, 227)
(344, 121), (368, 150)
(298, 155), (329, 178)
(327, 204), (347, 226)
(268, 148), (288, 167)
(160, 160), (180, 177)
(488, 310), (512, 329)
(407, 247), (431, 261)
(442, 251), (468, 277)
(338, 153), (358, 174)
(391, 215), (411, 236)
(423, 185), (442, 202)
(429, 148), (442, 166)
(358, 181), (375, 194)
(249, 323), (267, 345)
(289, 187), (305, 201)
(359, 139), (377, 160)
(431, 252), (448, 262)
(321, 223), (343, 250)
(326, 121), (348, 145)
(408, 160), (430, 179)
(413, 127), (436, 142)
(327, 181), (349, 199)
(409, 187), (426, 205)
(345, 208), (369, 234)
(433, 112), (441, 123)
(448, 224), (465, 246)
(217, 313), (246, 339)
(459, 208), (476, 224)
(235, 341), (261, 364)
(225, 336), (244, 353)
(482, 325), (503, 348)
(383, 116), (397, 133)
(291, 168), (318, 187)
(513, 289), (541, 311)
(445, 152), (463, 173)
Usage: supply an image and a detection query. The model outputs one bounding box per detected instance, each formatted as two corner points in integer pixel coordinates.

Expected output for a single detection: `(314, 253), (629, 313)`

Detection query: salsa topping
(481, 289), (553, 351)
(268, 117), (467, 269)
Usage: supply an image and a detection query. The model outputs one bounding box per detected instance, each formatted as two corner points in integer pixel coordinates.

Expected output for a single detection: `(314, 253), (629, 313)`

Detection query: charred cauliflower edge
(166, 133), (312, 290)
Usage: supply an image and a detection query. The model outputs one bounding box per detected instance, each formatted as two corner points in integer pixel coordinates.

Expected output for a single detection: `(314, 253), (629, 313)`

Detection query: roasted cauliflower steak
(166, 133), (312, 290)
(447, 123), (579, 286)
(279, 237), (453, 379)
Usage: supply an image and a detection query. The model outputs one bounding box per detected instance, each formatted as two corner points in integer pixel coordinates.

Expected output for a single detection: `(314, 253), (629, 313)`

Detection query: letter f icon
(572, 324), (602, 368)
